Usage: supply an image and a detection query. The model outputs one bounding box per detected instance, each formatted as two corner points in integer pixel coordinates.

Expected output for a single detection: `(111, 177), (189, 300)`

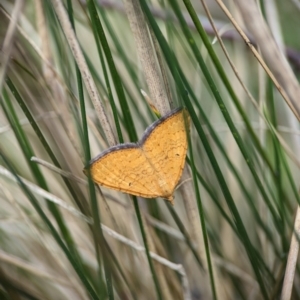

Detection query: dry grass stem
(123, 0), (169, 115)
(199, 1), (300, 169)
(35, 0), (82, 157)
(31, 156), (87, 184)
(31, 156), (193, 242)
(102, 223), (191, 299)
(0, 0), (24, 92)
(290, 0), (300, 10)
(280, 205), (300, 300)
(50, 0), (116, 146)
(0, 111), (57, 134)
(0, 166), (92, 223)
(210, 0), (300, 174)
(212, 254), (257, 286)
(1, 1), (299, 298)
(0, 180), (87, 299)
(0, 6), (77, 99)
(148, 27), (173, 108)
(123, 2), (198, 297)
(216, 0), (300, 121)
(0, 249), (70, 285)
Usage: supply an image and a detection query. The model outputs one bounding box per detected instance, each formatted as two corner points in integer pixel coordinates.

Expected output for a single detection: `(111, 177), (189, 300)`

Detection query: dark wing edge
(84, 106), (186, 172)
(139, 107), (183, 146)
(83, 142), (138, 172)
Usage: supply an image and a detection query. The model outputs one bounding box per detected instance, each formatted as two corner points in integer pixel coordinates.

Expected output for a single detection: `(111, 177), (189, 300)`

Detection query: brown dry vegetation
(1, 1), (300, 299)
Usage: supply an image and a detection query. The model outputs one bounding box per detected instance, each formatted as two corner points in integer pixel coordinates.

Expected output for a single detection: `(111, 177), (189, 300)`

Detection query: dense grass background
(1, 0), (300, 299)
